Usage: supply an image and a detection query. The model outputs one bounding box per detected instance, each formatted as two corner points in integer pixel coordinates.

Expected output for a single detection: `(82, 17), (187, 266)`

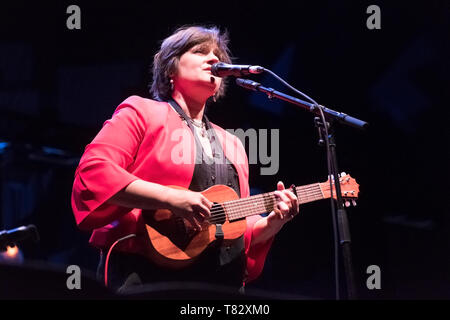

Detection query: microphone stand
(236, 78), (368, 300)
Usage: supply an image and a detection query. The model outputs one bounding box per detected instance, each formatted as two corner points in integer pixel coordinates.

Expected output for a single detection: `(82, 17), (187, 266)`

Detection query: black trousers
(96, 246), (246, 297)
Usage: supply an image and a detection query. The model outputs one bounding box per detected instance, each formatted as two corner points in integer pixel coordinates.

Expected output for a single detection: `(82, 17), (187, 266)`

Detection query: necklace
(189, 118), (207, 137)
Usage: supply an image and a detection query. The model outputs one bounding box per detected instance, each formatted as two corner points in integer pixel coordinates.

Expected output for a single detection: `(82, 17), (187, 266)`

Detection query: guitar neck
(223, 183), (324, 221)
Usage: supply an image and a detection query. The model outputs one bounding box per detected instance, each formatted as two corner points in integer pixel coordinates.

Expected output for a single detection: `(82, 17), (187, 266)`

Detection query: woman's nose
(206, 51), (219, 65)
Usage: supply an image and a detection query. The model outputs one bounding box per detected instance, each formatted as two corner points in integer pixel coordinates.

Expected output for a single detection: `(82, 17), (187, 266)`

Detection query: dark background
(0, 0), (449, 299)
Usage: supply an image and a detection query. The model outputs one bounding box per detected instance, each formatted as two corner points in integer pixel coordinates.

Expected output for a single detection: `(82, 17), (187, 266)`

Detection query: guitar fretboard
(223, 183), (324, 221)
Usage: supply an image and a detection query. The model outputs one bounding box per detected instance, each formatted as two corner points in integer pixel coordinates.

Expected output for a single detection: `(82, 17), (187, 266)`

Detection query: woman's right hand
(164, 188), (213, 231)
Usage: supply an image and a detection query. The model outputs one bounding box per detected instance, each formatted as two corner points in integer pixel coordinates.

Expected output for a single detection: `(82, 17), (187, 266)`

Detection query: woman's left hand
(249, 181), (300, 246)
(267, 181), (299, 226)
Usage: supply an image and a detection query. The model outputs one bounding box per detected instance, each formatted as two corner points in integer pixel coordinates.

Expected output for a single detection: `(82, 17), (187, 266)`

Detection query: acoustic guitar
(144, 173), (359, 268)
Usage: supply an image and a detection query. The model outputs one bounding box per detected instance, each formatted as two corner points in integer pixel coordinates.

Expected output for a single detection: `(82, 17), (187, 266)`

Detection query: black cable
(262, 68), (318, 105)
(261, 68), (341, 300)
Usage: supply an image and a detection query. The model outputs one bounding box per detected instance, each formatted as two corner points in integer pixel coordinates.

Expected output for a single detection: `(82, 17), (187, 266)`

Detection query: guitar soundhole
(210, 203), (226, 225)
(173, 217), (194, 249)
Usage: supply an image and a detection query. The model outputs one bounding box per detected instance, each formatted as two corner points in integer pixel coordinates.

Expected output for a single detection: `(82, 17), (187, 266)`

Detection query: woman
(71, 25), (299, 294)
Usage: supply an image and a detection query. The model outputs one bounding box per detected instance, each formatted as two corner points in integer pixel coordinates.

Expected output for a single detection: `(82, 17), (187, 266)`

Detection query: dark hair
(149, 25), (232, 102)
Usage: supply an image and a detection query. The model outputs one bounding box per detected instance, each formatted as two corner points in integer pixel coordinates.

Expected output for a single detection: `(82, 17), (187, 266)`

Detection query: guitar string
(181, 182), (348, 224)
(207, 185), (323, 217)
(207, 187), (324, 223)
(207, 195), (323, 224)
(208, 191), (327, 224)
(222, 192), (323, 222)
(208, 181), (350, 218)
(196, 182), (352, 225)
(208, 199), (280, 224)
(202, 180), (349, 216)
(206, 185), (322, 217)
(212, 185), (323, 215)
(223, 189), (323, 220)
(209, 184), (321, 213)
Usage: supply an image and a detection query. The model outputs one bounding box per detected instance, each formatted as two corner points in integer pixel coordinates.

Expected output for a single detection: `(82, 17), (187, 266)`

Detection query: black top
(168, 98), (246, 288)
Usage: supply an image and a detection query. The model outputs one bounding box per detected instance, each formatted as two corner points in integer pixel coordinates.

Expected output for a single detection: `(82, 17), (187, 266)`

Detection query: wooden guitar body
(144, 185), (246, 269)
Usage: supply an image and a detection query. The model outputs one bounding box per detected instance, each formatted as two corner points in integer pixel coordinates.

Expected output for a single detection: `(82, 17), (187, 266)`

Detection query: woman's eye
(192, 47), (204, 53)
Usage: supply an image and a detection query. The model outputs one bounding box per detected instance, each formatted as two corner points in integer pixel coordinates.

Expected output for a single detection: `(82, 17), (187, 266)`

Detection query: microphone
(0, 225), (39, 249)
(211, 62), (264, 77)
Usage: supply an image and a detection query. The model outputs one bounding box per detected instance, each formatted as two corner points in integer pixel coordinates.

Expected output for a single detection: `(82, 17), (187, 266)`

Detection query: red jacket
(71, 96), (273, 282)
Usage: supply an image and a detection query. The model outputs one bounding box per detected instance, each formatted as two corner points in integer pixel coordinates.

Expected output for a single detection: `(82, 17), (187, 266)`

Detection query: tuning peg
(345, 201), (351, 207)
(341, 172), (347, 177)
(352, 200), (357, 207)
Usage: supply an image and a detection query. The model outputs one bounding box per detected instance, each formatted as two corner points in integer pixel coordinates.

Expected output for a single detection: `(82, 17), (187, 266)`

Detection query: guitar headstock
(319, 172), (360, 206)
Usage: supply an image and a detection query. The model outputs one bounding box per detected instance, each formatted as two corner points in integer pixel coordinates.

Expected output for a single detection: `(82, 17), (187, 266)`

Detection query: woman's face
(173, 42), (222, 100)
